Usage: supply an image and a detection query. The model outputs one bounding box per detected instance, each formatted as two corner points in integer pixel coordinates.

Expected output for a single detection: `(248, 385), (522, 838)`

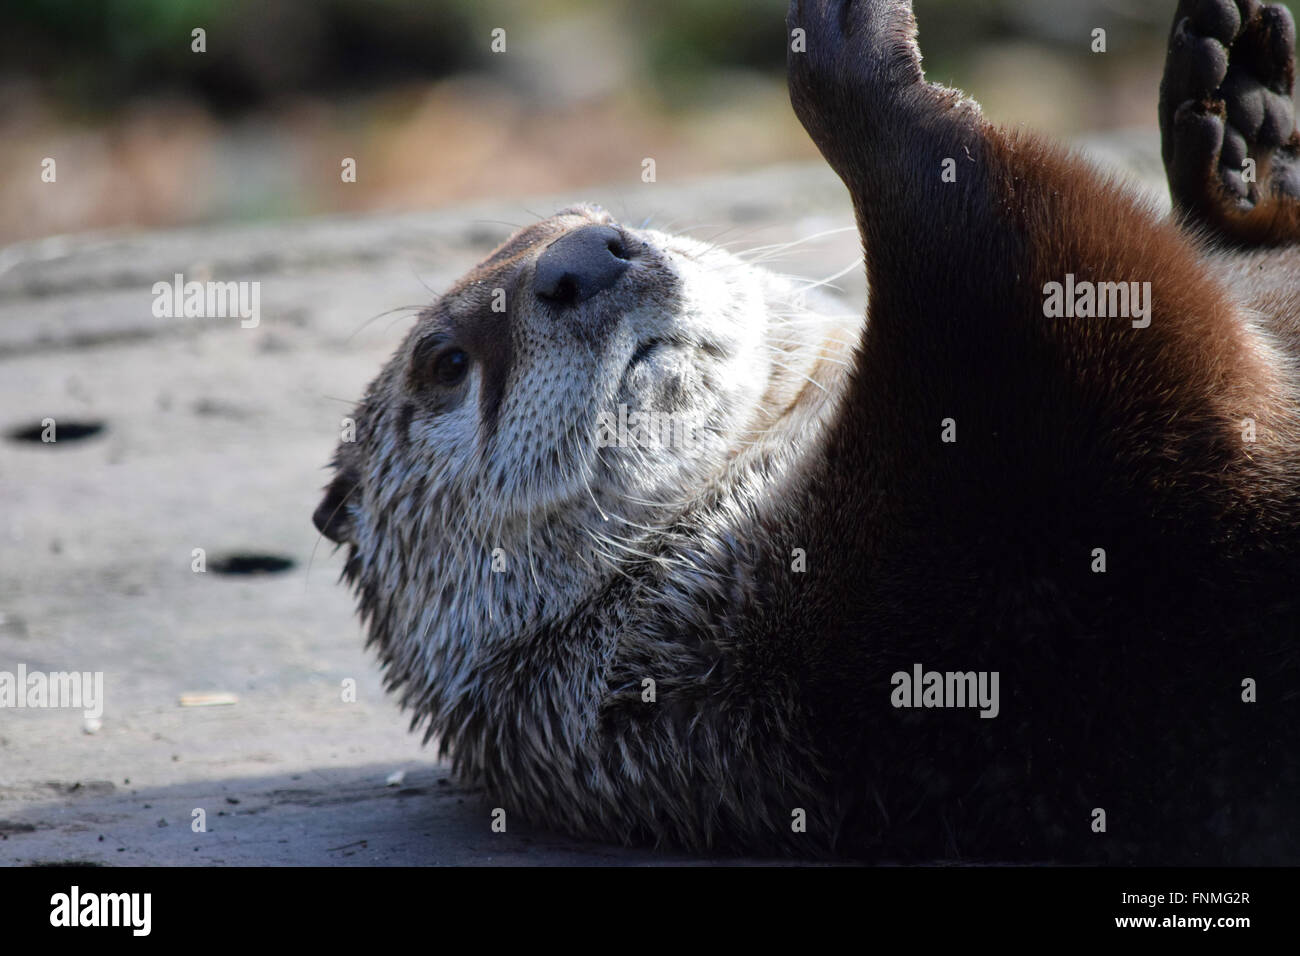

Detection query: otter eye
(433, 348), (470, 386)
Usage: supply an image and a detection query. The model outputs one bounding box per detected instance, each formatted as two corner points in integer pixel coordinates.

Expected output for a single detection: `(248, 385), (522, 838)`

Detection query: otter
(315, 0), (1300, 863)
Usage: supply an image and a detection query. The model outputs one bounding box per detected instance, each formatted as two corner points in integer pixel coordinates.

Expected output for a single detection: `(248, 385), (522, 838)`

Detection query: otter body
(317, 0), (1300, 862)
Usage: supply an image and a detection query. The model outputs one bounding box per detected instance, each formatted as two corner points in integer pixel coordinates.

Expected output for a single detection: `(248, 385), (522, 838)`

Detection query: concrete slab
(0, 135), (1163, 865)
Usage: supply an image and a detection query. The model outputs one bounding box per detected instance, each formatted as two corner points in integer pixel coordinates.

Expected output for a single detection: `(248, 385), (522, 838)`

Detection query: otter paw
(1161, 0), (1300, 241)
(787, 0), (928, 174)
(787, 0), (923, 97)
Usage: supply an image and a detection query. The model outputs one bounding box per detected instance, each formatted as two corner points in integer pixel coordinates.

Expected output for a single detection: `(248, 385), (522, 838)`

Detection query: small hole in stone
(8, 421), (106, 444)
(209, 554), (296, 576)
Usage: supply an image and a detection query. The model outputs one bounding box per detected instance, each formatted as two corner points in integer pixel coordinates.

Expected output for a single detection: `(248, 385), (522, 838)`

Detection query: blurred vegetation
(11, 0), (1293, 114)
(3, 0), (479, 114)
(0, 0), (1295, 241)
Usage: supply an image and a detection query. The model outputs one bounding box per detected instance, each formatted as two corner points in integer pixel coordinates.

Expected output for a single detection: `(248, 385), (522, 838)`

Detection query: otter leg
(785, 1), (983, 243)
(785, 0), (1019, 346)
(1160, 0), (1300, 246)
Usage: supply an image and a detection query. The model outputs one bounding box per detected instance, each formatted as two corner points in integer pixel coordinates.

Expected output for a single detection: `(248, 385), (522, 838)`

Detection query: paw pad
(1161, 0), (1300, 232)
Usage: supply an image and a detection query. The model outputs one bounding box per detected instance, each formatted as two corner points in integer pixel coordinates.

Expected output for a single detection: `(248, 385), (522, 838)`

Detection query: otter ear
(313, 470), (358, 545)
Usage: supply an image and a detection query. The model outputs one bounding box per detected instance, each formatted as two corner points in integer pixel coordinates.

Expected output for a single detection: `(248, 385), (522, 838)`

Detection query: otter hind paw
(1161, 0), (1300, 244)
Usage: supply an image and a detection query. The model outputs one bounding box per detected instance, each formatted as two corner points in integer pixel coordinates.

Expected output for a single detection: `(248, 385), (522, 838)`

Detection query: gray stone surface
(0, 131), (1163, 866)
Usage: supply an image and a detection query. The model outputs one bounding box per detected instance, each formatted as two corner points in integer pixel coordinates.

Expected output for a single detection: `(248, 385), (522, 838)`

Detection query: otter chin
(317, 0), (1300, 862)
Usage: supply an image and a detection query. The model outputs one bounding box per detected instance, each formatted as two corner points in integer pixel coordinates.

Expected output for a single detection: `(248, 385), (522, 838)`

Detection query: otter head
(313, 203), (848, 730)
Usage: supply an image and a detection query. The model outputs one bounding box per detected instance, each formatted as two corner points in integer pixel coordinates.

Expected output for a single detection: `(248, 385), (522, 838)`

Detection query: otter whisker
(789, 257), (865, 296)
(733, 225), (858, 263)
(346, 304), (428, 343)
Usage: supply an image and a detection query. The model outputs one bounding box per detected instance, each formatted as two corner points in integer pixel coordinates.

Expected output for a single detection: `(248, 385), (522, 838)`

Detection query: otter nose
(533, 224), (632, 307)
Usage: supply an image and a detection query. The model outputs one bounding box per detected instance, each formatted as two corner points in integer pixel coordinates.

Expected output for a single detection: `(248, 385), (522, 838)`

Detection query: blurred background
(2, 0), (1294, 244)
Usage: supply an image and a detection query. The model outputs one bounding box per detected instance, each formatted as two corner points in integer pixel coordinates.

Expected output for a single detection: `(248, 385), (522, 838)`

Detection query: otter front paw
(1160, 0), (1300, 244)
(786, 0), (926, 175)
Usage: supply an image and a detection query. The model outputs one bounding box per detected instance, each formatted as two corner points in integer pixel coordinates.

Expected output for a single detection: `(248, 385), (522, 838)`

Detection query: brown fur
(315, 0), (1300, 862)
